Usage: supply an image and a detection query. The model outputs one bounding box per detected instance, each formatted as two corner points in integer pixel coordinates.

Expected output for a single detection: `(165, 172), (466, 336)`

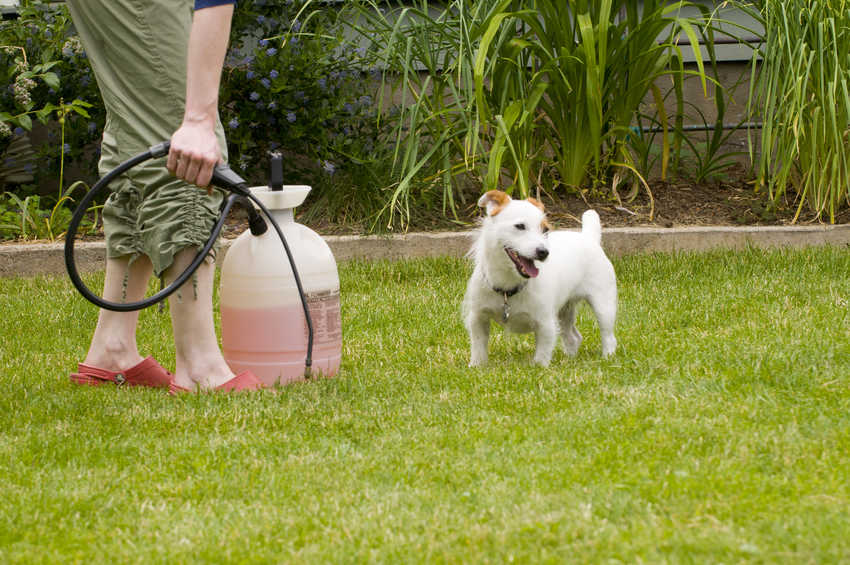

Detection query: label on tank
(305, 289), (342, 345)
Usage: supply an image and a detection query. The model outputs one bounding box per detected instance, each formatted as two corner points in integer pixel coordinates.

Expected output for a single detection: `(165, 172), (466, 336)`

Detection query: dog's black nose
(535, 247), (549, 261)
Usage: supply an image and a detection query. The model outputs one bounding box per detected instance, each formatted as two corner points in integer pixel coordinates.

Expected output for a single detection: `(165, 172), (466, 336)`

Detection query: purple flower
(259, 39), (269, 47)
(359, 95), (373, 106)
(266, 47), (277, 56)
(355, 47), (367, 58)
(343, 102), (355, 114)
(268, 101), (277, 110)
(257, 15), (266, 24)
(63, 143), (71, 154)
(260, 78), (271, 89)
(13, 127), (24, 136)
(269, 69), (279, 79)
(228, 118), (240, 129)
(317, 77), (327, 89)
(246, 70), (255, 79)
(250, 91), (260, 101)
(292, 21), (302, 33)
(322, 160), (336, 175)
(286, 111), (297, 123)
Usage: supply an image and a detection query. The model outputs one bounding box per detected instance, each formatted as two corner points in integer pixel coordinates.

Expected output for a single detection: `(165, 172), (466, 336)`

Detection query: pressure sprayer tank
(219, 184), (342, 386)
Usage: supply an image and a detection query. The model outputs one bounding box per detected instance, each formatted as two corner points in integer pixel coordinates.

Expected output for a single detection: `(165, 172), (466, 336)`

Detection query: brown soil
(7, 171), (847, 246)
(292, 171), (850, 237)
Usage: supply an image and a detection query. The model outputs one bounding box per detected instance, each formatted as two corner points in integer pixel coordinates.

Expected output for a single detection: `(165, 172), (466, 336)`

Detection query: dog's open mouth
(505, 247), (539, 278)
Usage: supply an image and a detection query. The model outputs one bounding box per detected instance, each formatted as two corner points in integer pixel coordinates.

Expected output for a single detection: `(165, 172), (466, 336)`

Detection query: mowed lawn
(0, 245), (848, 563)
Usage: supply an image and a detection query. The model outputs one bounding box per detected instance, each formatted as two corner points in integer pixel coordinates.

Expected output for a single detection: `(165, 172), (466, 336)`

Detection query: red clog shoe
(70, 356), (173, 388)
(167, 371), (265, 395)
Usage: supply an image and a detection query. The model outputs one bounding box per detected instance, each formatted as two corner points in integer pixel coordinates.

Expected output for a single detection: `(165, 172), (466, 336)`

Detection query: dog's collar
(488, 280), (526, 323)
(483, 271), (527, 298)
(492, 283), (526, 298)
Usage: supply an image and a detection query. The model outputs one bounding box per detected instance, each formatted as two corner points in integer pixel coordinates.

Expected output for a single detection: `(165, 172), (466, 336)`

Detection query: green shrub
(748, 0), (850, 223)
(0, 1), (99, 184)
(342, 0), (712, 226)
(221, 1), (404, 229)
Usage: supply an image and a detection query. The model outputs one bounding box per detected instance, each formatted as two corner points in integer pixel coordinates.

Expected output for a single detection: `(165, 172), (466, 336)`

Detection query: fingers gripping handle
(149, 140), (249, 195)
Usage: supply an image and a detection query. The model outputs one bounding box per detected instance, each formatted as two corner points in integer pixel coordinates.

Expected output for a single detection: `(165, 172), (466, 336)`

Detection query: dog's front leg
(533, 319), (558, 366)
(467, 312), (491, 367)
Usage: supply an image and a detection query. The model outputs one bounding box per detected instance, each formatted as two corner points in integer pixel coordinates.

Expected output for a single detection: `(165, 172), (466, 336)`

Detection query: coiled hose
(64, 141), (313, 376)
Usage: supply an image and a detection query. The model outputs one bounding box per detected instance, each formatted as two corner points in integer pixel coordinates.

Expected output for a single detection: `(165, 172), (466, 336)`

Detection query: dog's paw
(601, 335), (617, 358)
(532, 356), (552, 367)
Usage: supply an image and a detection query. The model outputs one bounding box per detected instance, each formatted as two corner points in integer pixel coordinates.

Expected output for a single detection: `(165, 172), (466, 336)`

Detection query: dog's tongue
(519, 255), (539, 278)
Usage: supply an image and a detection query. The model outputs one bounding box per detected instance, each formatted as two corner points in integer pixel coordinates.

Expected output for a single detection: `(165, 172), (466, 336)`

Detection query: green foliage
(0, 179), (97, 241)
(636, 20), (754, 185)
(344, 0), (710, 226)
(748, 0), (850, 223)
(0, 2), (98, 161)
(0, 1), (101, 241)
(221, 1), (402, 229)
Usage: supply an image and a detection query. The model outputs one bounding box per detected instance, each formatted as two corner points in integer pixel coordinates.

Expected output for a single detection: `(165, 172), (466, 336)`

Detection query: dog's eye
(514, 223), (526, 231)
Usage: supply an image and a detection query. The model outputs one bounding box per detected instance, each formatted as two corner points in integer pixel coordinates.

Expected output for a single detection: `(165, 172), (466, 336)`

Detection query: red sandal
(70, 356), (173, 388)
(168, 370), (265, 395)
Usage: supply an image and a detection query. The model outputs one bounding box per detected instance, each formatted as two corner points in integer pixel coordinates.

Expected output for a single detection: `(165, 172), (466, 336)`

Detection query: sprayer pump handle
(148, 140), (250, 195)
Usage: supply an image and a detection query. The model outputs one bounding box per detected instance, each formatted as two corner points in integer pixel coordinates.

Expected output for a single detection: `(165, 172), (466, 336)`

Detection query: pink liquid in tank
(221, 291), (342, 386)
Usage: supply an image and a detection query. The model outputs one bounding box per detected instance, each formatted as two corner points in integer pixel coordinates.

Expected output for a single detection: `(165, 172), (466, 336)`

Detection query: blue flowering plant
(220, 1), (399, 227)
(0, 1), (102, 240)
(0, 2), (94, 164)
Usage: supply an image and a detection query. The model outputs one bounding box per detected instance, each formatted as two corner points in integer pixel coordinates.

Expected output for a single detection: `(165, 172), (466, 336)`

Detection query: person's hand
(166, 119), (221, 191)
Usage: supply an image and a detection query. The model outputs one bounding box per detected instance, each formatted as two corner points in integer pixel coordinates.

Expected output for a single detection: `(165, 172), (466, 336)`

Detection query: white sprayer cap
(247, 185), (311, 210)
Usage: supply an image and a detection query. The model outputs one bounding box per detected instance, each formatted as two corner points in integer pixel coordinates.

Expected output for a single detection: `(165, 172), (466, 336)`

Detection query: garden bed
(286, 174), (850, 238)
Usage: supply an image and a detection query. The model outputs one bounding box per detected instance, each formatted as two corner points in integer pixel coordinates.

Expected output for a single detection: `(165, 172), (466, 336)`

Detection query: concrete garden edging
(1, 224), (849, 278)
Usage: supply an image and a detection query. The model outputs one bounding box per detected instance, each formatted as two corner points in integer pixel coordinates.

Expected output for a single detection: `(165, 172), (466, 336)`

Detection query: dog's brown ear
(477, 190), (511, 216)
(527, 197), (545, 212)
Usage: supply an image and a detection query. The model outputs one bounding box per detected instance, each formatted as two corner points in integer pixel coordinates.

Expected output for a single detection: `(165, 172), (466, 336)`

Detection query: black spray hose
(64, 141), (313, 377)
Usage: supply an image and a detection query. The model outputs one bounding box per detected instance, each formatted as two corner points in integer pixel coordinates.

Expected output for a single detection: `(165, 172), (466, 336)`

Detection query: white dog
(463, 190), (617, 366)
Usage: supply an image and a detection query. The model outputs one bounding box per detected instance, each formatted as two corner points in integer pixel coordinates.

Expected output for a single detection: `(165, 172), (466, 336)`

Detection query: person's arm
(167, 2), (235, 189)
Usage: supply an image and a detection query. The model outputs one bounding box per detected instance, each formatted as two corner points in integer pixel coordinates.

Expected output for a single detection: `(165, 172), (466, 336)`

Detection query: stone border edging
(1, 224), (848, 278)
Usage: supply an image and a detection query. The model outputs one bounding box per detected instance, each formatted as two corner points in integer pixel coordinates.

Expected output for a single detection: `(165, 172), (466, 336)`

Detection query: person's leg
(82, 255), (153, 372)
(165, 249), (234, 391)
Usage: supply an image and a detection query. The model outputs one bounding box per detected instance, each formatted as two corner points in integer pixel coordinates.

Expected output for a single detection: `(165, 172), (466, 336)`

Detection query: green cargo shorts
(67, 0), (228, 277)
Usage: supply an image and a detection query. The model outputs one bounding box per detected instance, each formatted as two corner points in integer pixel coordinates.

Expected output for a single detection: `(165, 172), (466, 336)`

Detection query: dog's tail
(581, 210), (602, 244)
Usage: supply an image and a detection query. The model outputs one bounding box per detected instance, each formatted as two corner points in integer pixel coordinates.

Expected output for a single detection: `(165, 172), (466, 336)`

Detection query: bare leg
(83, 255), (153, 371)
(165, 248), (234, 391)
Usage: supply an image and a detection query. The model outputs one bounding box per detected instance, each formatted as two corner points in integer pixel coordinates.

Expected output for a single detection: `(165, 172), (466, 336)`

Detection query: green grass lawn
(1, 246), (848, 563)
